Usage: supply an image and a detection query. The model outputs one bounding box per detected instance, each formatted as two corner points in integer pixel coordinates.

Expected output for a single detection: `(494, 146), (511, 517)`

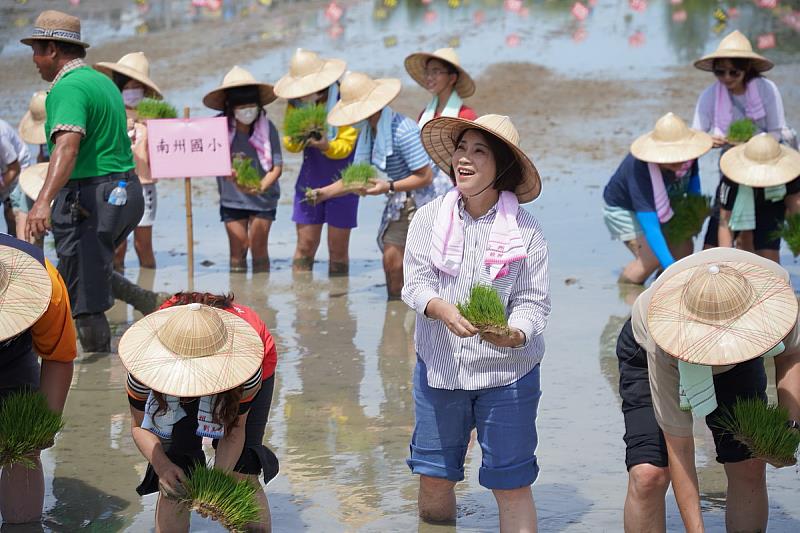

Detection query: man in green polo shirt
(21, 10), (162, 352)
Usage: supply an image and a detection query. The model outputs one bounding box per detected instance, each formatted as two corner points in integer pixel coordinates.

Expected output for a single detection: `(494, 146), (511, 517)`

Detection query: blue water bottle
(108, 181), (128, 206)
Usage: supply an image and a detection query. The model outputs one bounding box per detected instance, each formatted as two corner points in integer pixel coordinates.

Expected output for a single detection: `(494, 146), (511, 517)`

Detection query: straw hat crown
(21, 10), (89, 48)
(340, 72), (383, 105)
(203, 65), (276, 110)
(18, 91), (48, 145)
(694, 30), (773, 72)
(720, 133), (800, 188)
(27, 92), (46, 121)
(95, 52), (162, 98)
(157, 303), (228, 357)
(326, 71), (402, 127)
(405, 47), (476, 98)
(682, 264), (756, 324)
(274, 49), (346, 99)
(631, 112), (713, 164)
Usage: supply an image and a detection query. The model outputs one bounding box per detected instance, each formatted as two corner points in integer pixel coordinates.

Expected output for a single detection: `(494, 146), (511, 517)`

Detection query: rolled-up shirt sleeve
(401, 201), (440, 318)
(507, 220), (550, 348)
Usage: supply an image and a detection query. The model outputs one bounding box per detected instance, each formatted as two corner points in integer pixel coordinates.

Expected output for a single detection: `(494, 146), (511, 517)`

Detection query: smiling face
(423, 58), (458, 97)
(451, 129), (498, 197)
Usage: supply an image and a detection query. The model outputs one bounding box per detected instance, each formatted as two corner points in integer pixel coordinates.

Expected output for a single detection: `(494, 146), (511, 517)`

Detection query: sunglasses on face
(713, 68), (743, 78)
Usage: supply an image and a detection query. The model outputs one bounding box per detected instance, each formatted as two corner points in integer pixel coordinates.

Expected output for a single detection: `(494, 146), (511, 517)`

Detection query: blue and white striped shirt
(402, 195), (551, 390)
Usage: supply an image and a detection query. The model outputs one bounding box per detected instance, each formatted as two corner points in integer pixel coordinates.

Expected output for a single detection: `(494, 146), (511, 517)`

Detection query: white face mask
(122, 88), (145, 108)
(234, 106), (259, 125)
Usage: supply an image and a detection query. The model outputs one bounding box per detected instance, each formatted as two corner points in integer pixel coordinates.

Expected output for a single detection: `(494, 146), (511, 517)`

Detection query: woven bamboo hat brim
(631, 112), (713, 164)
(19, 163), (48, 202)
(20, 10), (89, 48)
(18, 91), (47, 145)
(118, 303), (264, 397)
(694, 30), (773, 73)
(421, 114), (541, 203)
(647, 251), (797, 366)
(326, 71), (401, 127)
(720, 133), (800, 188)
(203, 66), (277, 111)
(95, 52), (162, 98)
(404, 47), (476, 98)
(0, 243), (52, 342)
(274, 49), (346, 99)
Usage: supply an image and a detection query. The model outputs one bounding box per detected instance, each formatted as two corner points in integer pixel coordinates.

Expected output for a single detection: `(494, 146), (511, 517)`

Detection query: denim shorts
(407, 358), (542, 490)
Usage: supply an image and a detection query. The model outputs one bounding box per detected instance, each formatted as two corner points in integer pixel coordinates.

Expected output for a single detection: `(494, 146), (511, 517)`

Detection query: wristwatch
(388, 181), (395, 193)
(788, 419), (800, 431)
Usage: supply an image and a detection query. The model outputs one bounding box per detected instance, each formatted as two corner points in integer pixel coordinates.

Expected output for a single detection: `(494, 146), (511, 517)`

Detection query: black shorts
(616, 318), (768, 469)
(219, 205), (276, 223)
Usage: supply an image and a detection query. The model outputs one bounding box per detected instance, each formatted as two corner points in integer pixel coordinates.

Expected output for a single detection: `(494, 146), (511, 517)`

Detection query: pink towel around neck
(431, 190), (527, 280)
(647, 162), (674, 224)
(228, 111), (273, 171)
(712, 80), (766, 137)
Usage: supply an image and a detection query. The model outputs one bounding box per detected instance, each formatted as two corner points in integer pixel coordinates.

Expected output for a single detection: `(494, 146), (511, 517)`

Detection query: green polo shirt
(45, 66), (134, 179)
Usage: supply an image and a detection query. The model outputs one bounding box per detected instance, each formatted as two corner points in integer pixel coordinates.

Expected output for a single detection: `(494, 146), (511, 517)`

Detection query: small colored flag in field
(474, 10), (486, 24)
(571, 2), (589, 21)
(672, 9), (687, 22)
(506, 33), (521, 47)
(325, 2), (343, 22)
(757, 33), (776, 49)
(328, 24), (343, 39)
(670, 0), (682, 4)
(629, 0), (647, 13)
(505, 0), (523, 14)
(424, 10), (437, 23)
(756, 0), (778, 9)
(573, 27), (588, 43)
(628, 31), (645, 47)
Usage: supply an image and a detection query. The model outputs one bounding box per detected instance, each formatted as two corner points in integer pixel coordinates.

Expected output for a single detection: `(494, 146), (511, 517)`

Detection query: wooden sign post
(183, 107), (194, 290)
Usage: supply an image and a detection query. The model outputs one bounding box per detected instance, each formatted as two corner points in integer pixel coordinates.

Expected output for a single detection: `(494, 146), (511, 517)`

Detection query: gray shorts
(138, 183), (157, 227)
(10, 183), (34, 214)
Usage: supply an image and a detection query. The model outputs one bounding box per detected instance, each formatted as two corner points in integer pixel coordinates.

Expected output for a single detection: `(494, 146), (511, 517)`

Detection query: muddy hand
(480, 328), (526, 348)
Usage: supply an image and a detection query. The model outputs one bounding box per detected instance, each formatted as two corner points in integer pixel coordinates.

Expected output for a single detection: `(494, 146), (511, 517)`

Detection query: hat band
(31, 27), (82, 41)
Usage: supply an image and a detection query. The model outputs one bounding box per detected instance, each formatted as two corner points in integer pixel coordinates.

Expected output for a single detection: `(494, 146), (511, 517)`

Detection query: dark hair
(224, 86), (261, 118)
(152, 291), (243, 433)
(448, 128), (522, 193)
(713, 57), (761, 84)
(112, 72), (132, 92)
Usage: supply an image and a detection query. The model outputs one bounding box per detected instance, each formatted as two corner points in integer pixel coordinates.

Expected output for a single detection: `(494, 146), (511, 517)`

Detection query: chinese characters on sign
(147, 116), (232, 179)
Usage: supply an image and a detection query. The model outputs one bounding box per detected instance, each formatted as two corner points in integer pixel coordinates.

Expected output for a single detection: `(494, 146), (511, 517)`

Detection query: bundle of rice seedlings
(456, 285), (510, 336)
(0, 391), (63, 469)
(231, 154), (262, 193)
(135, 98), (178, 120)
(284, 104), (327, 145)
(302, 186), (318, 205)
(340, 162), (376, 190)
(661, 194), (711, 244)
(727, 118), (757, 144)
(180, 465), (260, 532)
(774, 212), (800, 256)
(717, 398), (800, 467)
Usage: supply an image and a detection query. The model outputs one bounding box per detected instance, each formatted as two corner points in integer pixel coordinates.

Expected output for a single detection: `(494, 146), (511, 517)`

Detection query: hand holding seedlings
(426, 298), (478, 338)
(154, 456), (188, 499)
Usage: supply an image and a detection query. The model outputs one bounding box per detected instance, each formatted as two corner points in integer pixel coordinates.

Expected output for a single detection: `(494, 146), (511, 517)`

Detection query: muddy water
(2, 0), (800, 531)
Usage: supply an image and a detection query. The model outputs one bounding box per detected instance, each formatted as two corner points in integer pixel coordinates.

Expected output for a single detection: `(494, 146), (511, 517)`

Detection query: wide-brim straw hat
(19, 163), (48, 202)
(720, 133), (800, 188)
(20, 10), (90, 48)
(694, 30), (773, 73)
(118, 303), (264, 397)
(0, 243), (52, 343)
(203, 66), (276, 111)
(631, 112), (713, 164)
(404, 47), (475, 98)
(18, 91), (47, 145)
(274, 48), (346, 99)
(648, 250), (797, 366)
(95, 52), (162, 98)
(421, 114), (542, 203)
(326, 71), (401, 127)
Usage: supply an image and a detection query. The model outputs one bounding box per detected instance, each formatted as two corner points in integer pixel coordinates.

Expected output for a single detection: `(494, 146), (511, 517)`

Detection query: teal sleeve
(688, 170), (701, 195)
(636, 211), (674, 269)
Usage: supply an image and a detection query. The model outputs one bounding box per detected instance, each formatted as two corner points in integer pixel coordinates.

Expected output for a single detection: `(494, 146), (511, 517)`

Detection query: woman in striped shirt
(122, 292), (277, 532)
(402, 114), (550, 531)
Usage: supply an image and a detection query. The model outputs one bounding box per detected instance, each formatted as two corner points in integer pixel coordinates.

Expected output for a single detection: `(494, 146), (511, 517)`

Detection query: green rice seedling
(340, 162), (377, 190)
(774, 212), (800, 256)
(0, 391), (64, 469)
(727, 118), (757, 144)
(135, 98), (178, 120)
(717, 398), (800, 468)
(661, 194), (711, 244)
(456, 285), (510, 336)
(180, 465), (260, 532)
(231, 154), (262, 193)
(302, 187), (318, 205)
(284, 104), (327, 145)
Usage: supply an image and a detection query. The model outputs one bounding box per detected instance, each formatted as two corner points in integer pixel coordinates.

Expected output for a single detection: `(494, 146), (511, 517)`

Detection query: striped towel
(142, 392), (224, 440)
(431, 190), (527, 279)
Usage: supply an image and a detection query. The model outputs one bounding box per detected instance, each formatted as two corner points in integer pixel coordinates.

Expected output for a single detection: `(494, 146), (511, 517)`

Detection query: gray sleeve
(757, 78), (786, 138)
(269, 121), (283, 167)
(0, 133), (17, 173)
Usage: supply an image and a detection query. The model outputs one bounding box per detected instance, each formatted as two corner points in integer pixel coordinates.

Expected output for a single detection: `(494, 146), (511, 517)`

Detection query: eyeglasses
(713, 68), (743, 78)
(424, 69), (451, 78)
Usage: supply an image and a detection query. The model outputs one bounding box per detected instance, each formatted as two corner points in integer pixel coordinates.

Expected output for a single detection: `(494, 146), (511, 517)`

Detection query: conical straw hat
(19, 163), (48, 202)
(0, 242), (52, 342)
(404, 47), (476, 98)
(631, 112), (713, 164)
(274, 49), (346, 99)
(18, 91), (47, 145)
(20, 10), (90, 48)
(720, 133), (800, 188)
(203, 66), (277, 111)
(694, 30), (773, 73)
(326, 71), (401, 127)
(648, 250), (797, 366)
(421, 114), (541, 203)
(118, 303), (264, 397)
(95, 52), (162, 98)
